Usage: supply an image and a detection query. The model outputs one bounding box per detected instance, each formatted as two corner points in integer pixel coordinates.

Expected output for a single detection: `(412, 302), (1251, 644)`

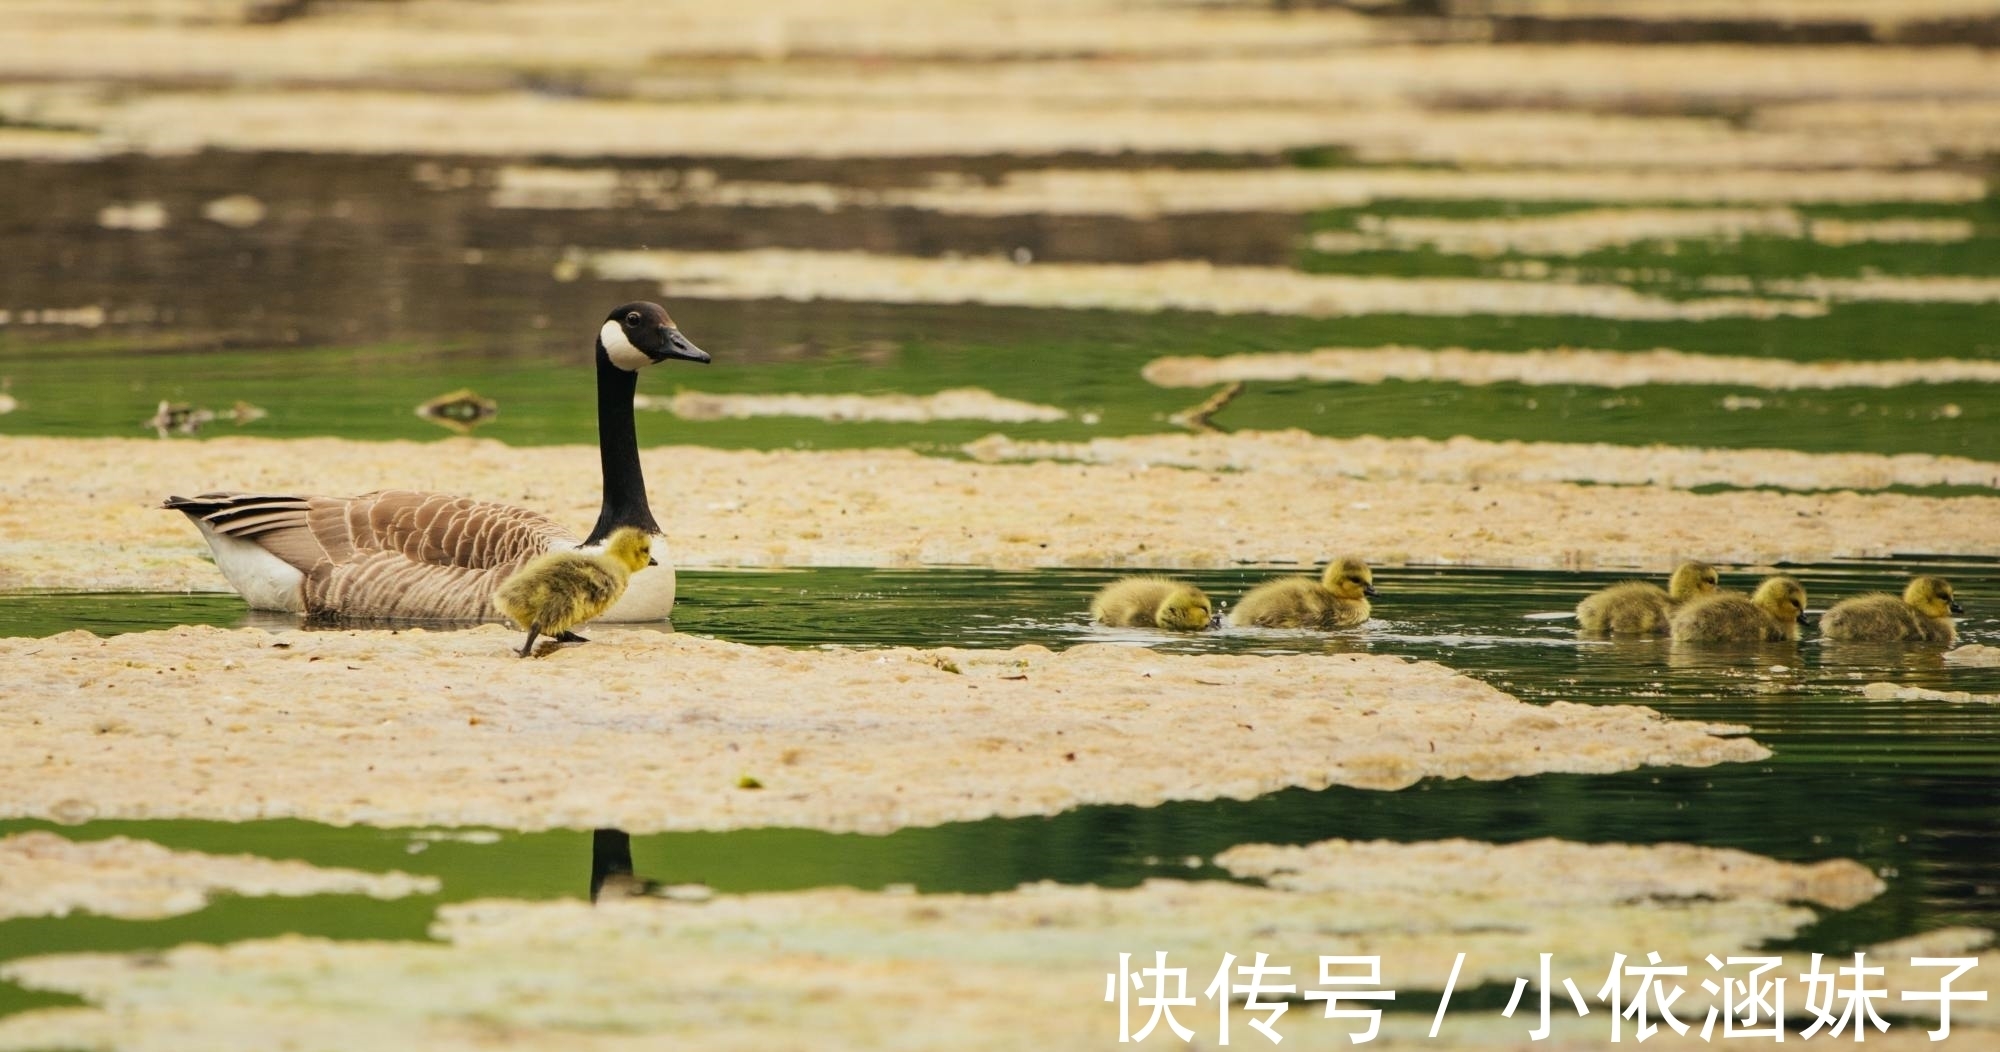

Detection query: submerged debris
(414, 388), (499, 433)
(145, 399), (266, 438)
(145, 401), (211, 438)
(200, 193), (267, 228)
(96, 201), (167, 231)
(1166, 381), (1243, 434)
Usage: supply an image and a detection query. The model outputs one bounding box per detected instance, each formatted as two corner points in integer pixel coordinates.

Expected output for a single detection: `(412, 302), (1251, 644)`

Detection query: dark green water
(2, 154), (1998, 460)
(1, 560), (1994, 1017)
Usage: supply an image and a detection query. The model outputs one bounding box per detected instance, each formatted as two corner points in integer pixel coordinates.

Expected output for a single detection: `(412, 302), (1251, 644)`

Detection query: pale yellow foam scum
(487, 166), (1987, 218)
(1945, 645), (2000, 667)
(587, 249), (1819, 321)
(1141, 346), (2000, 391)
(0, 0), (1386, 77)
(1753, 275), (2000, 305)
(1860, 683), (2000, 705)
(4, 436), (1998, 591)
(964, 430), (2000, 493)
(2, 88), (1972, 168)
(1757, 99), (2000, 160)
(0, 830), (437, 922)
(1479, 0), (2000, 20)
(1, 839), (1982, 1052)
(626, 46), (2000, 110)
(635, 388), (1068, 424)
(0, 626), (1768, 833)
(1310, 208), (1973, 258)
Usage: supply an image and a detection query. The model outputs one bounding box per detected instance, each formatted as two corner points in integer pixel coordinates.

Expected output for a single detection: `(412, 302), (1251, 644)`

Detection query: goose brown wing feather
(164, 490), (579, 619)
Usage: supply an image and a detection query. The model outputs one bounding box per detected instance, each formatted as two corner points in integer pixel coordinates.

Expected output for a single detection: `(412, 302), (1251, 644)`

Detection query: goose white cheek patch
(600, 320), (653, 370)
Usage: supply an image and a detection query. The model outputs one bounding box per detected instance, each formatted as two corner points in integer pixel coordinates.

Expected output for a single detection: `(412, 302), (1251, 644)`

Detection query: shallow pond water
(3, 154), (1999, 460)
(1, 560), (1994, 1018)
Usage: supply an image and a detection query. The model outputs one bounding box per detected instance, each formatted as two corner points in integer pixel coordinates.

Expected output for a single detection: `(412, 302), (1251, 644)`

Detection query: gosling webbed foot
(554, 630), (590, 644)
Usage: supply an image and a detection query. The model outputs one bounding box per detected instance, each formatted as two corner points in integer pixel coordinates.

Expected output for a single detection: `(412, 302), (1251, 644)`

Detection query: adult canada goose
(1669, 576), (1809, 643)
(163, 302), (709, 621)
(1089, 576), (1214, 631)
(1227, 557), (1376, 630)
(1576, 560), (1719, 636)
(1821, 576), (1962, 644)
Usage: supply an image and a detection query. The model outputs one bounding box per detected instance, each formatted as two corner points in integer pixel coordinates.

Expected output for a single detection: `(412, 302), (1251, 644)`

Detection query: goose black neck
(585, 354), (659, 545)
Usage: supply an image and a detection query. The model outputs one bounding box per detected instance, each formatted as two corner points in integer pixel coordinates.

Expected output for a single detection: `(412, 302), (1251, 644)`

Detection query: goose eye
(625, 311), (642, 326)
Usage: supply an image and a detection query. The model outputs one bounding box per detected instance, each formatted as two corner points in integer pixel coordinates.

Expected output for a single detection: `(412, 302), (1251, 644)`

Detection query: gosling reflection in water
(589, 828), (712, 904)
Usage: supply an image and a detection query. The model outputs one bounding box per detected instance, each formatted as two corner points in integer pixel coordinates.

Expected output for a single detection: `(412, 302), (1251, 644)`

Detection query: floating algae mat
(9, 839), (1989, 1051)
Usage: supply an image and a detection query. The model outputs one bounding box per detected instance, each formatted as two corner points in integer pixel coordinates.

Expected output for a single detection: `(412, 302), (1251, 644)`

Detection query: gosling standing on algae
(494, 527), (655, 657)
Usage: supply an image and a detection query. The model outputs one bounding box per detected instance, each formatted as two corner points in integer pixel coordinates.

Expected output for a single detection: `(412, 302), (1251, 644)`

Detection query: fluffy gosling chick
(1090, 576), (1214, 631)
(1820, 576), (1962, 644)
(1576, 560), (1719, 636)
(493, 527), (654, 657)
(1670, 576), (1808, 643)
(1227, 557), (1376, 630)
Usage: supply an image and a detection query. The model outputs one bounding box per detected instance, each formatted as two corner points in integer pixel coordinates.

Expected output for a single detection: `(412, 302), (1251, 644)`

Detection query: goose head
(1905, 576), (1962, 618)
(1321, 557), (1377, 601)
(1752, 576), (1809, 626)
(1154, 586), (1214, 632)
(598, 301), (710, 371)
(603, 527), (657, 572)
(1667, 560), (1720, 602)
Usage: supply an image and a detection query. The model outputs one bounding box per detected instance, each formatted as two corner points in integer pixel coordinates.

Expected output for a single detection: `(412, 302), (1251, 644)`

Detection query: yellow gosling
(1089, 576), (1214, 631)
(1821, 576), (1962, 644)
(492, 527), (654, 657)
(1670, 576), (1808, 643)
(1227, 556), (1376, 630)
(1576, 560), (1719, 636)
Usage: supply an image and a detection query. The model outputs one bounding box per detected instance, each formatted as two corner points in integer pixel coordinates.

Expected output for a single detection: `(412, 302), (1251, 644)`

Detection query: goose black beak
(654, 328), (710, 364)
(1363, 584), (1379, 598)
(1949, 600), (1964, 614)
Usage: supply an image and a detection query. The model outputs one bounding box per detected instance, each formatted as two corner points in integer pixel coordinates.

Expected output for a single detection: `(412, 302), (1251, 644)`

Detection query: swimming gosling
(1576, 560), (1719, 636)
(1820, 576), (1962, 644)
(1227, 557), (1376, 630)
(1669, 576), (1808, 643)
(1090, 576), (1214, 631)
(493, 527), (655, 657)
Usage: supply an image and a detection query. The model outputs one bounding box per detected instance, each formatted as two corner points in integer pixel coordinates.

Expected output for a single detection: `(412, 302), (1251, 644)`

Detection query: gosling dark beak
(1797, 612), (1811, 625)
(1949, 600), (1964, 614)
(1363, 584), (1379, 598)
(655, 327), (710, 364)
(648, 557), (660, 567)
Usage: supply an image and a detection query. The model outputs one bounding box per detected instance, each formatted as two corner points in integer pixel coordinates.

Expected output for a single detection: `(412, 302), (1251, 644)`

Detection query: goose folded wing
(163, 490), (576, 573)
